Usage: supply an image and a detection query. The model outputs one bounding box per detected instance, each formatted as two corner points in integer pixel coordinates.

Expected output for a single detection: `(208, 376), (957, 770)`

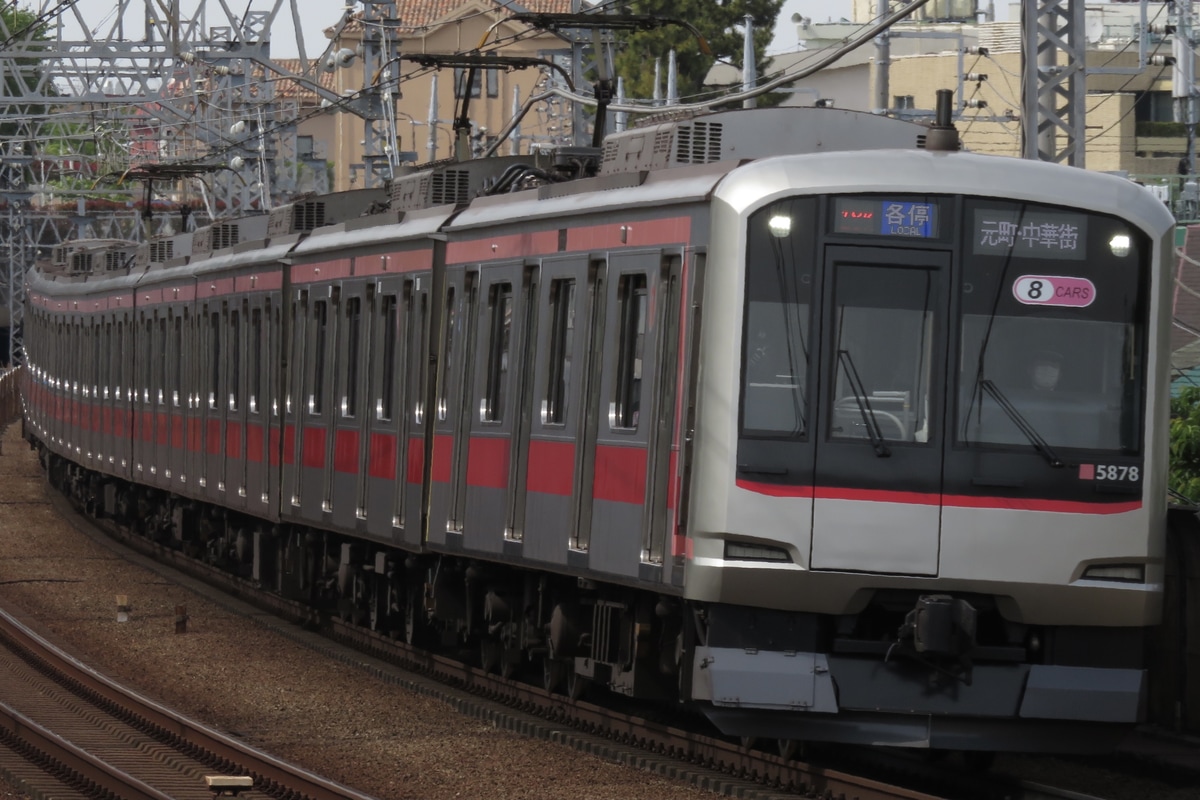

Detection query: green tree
(1170, 386), (1200, 501)
(610, 0), (783, 106)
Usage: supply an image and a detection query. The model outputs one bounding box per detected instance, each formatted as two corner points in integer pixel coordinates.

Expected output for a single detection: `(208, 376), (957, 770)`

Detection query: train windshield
(957, 199), (1147, 454)
(738, 195), (1148, 459)
(741, 197), (817, 438)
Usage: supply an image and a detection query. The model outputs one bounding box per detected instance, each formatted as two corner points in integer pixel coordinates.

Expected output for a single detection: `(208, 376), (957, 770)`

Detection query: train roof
(715, 148), (1177, 239)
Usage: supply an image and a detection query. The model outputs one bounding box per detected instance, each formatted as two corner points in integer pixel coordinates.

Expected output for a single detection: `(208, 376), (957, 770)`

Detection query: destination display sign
(833, 198), (938, 238)
(973, 209), (1087, 260)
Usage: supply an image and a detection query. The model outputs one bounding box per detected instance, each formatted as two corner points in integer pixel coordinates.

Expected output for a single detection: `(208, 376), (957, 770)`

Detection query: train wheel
(499, 649), (520, 680)
(543, 657), (568, 694)
(480, 638), (501, 673)
(566, 670), (590, 701)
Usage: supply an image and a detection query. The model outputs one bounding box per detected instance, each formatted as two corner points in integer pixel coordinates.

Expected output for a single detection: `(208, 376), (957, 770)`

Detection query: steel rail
(0, 607), (383, 800)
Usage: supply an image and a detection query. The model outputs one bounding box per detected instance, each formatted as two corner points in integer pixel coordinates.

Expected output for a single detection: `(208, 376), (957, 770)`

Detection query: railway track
(0, 601), (382, 800)
(39, 487), (1110, 800)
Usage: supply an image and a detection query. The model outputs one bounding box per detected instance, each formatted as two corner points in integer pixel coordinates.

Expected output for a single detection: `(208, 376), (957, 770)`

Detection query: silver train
(21, 105), (1175, 754)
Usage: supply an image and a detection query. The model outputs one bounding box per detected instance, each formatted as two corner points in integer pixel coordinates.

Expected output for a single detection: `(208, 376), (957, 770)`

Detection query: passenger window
(483, 282), (512, 423)
(380, 295), (397, 421)
(250, 308), (261, 414)
(544, 279), (575, 425)
(343, 297), (361, 417)
(209, 310), (220, 410)
(229, 307), (240, 412)
(438, 287), (457, 422)
(612, 274), (647, 430)
(311, 300), (327, 415)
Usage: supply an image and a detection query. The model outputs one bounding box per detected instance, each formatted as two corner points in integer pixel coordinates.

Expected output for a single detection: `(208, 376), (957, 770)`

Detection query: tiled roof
(271, 59), (339, 102)
(329, 0), (576, 37)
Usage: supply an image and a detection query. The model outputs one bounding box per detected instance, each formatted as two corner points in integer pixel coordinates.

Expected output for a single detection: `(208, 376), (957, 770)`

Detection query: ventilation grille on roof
(675, 122), (723, 164)
(431, 170), (471, 205)
(70, 252), (93, 274)
(149, 241), (174, 263)
(104, 251), (125, 271)
(212, 223), (239, 250)
(293, 201), (326, 231)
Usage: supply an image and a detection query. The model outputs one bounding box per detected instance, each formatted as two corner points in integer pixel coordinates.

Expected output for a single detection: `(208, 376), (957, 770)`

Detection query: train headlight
(767, 215), (792, 238)
(1081, 563), (1144, 583)
(724, 542), (792, 562)
(1109, 234), (1131, 257)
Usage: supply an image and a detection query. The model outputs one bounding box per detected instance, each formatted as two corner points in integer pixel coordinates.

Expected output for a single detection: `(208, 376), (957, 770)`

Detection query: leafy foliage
(1170, 387), (1200, 501)
(610, 0), (784, 106)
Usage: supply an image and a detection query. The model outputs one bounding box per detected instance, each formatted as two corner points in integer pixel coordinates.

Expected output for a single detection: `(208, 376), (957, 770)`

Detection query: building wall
(316, 2), (572, 192)
(884, 46), (1180, 176)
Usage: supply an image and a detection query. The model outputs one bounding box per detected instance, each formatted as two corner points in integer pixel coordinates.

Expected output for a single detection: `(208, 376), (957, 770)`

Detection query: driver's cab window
(830, 264), (935, 445)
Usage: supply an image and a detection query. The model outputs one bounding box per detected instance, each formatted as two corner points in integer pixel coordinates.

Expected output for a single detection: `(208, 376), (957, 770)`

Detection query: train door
(330, 282), (367, 531)
(462, 262), (528, 554)
(523, 256), (590, 565)
(429, 266), (476, 547)
(167, 308), (185, 491)
(134, 311), (152, 483)
(203, 303), (226, 501)
(585, 251), (672, 578)
(809, 246), (949, 576)
(402, 277), (431, 549)
(362, 278), (408, 543)
(284, 290), (309, 515)
(264, 297), (283, 514)
(242, 300), (262, 509)
(301, 288), (334, 522)
(152, 310), (169, 487)
(225, 300), (248, 509)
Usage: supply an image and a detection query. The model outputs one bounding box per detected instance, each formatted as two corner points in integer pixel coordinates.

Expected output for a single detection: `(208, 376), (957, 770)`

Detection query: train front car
(686, 148), (1175, 753)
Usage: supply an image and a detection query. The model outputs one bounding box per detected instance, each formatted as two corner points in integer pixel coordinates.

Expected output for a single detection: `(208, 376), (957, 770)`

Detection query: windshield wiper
(837, 350), (890, 458)
(979, 379), (1065, 468)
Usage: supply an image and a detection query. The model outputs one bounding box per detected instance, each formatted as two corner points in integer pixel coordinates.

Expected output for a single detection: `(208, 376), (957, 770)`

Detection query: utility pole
(1175, 1), (1196, 183)
(1021, 0), (1087, 166)
(874, 0), (890, 115)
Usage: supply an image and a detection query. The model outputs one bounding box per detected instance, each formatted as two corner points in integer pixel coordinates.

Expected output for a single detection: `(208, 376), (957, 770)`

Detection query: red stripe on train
(368, 433), (396, 481)
(334, 429), (358, 473)
(467, 437), (510, 489)
(225, 421), (242, 460)
(735, 480), (1142, 514)
(206, 419), (222, 455)
(592, 445), (647, 505)
(246, 423), (263, 463)
(406, 436), (424, 484)
(527, 439), (574, 495)
(302, 426), (325, 468)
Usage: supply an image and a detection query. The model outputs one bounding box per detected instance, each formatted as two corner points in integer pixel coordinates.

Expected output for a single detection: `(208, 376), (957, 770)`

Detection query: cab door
(810, 246), (949, 576)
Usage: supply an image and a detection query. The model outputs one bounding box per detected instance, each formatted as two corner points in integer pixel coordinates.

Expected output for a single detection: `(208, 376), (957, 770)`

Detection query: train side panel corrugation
(433, 175), (721, 591)
(279, 209), (455, 552)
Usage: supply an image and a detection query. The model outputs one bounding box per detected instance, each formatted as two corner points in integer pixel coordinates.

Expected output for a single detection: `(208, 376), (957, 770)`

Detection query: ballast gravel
(0, 426), (720, 800)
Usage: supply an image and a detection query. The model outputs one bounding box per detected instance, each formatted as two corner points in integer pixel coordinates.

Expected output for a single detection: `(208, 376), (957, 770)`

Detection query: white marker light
(767, 215), (792, 238)
(1109, 234), (1131, 257)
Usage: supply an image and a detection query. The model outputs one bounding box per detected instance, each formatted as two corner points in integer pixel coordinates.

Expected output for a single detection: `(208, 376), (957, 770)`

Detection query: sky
(56, 0), (858, 62)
